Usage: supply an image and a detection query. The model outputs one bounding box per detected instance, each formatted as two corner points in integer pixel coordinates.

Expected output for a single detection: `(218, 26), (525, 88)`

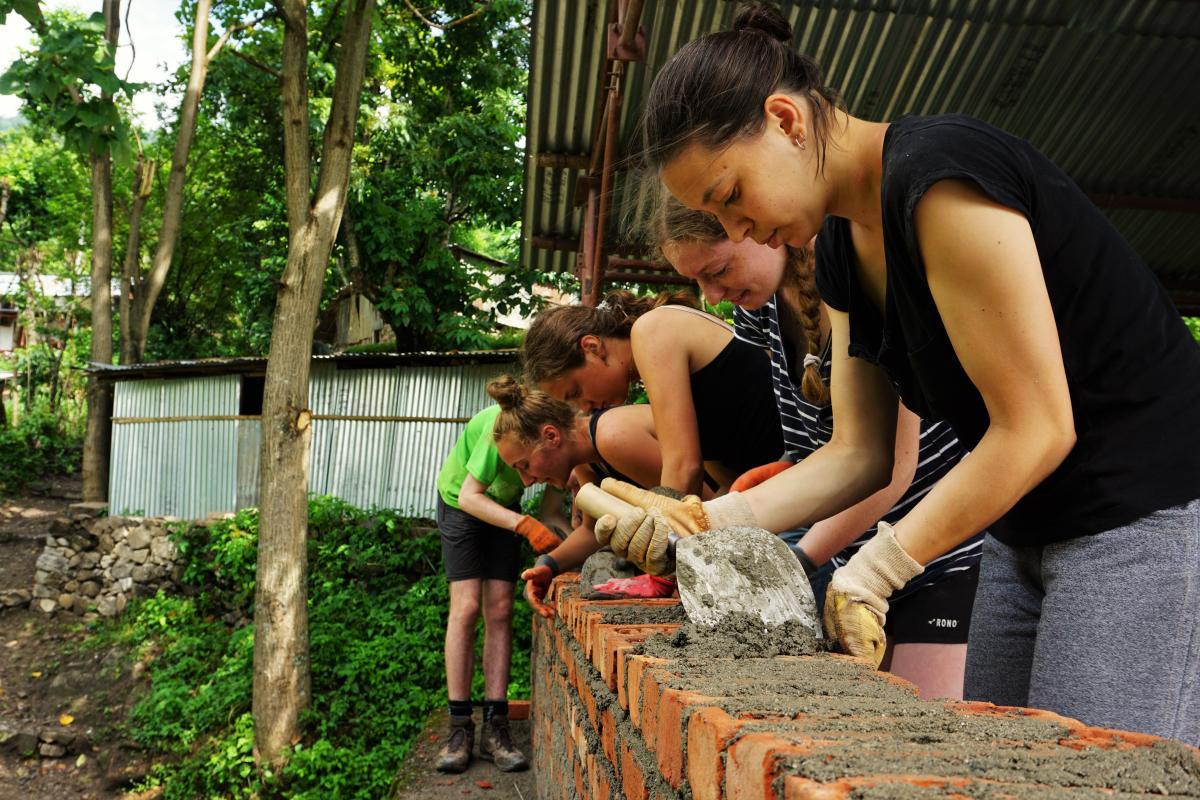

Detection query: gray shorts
(437, 496), (522, 583)
(965, 498), (1200, 746)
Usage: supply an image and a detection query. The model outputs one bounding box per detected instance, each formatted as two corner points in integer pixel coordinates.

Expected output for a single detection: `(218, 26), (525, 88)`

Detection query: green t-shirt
(436, 404), (524, 510)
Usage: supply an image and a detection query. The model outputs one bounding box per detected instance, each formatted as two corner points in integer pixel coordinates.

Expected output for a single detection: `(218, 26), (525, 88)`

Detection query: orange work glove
(515, 515), (562, 554)
(520, 563), (556, 618)
(731, 460), (793, 492)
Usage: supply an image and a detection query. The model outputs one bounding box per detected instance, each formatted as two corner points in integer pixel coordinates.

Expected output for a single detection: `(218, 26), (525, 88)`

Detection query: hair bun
(733, 3), (792, 43)
(486, 374), (527, 410)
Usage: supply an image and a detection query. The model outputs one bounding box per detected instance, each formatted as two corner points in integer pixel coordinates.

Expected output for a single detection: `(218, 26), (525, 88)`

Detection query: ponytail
(487, 374), (578, 444)
(521, 290), (699, 385)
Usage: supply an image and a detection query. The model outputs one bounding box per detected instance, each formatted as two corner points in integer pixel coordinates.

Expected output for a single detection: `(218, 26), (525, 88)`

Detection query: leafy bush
(102, 495), (533, 799)
(1185, 316), (1200, 344)
(0, 403), (83, 494)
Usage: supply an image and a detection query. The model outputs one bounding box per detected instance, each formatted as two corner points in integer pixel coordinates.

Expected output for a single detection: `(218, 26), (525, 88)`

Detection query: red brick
(655, 687), (725, 788)
(639, 665), (666, 750)
(725, 732), (814, 800)
(595, 624), (679, 690)
(625, 655), (671, 728)
(600, 705), (619, 768)
(687, 707), (750, 800)
(619, 735), (651, 800)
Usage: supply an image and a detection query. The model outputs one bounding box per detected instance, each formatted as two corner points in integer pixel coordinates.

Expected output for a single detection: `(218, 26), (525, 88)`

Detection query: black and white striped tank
(734, 297), (981, 599)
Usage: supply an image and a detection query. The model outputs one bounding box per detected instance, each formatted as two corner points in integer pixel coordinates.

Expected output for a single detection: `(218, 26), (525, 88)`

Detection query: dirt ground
(0, 483), (153, 800)
(390, 709), (537, 800)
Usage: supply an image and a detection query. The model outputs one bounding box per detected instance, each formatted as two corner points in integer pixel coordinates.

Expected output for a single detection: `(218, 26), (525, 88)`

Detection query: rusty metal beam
(535, 153), (591, 170)
(529, 236), (578, 252)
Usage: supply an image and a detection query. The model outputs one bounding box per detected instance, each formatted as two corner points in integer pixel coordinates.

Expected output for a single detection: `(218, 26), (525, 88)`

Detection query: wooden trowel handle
(575, 482), (638, 519)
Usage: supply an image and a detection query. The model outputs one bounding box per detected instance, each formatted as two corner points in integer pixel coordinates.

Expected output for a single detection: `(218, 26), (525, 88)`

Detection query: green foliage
(104, 495), (533, 799)
(1184, 317), (1200, 344)
(0, 8), (138, 160)
(0, 402), (83, 494)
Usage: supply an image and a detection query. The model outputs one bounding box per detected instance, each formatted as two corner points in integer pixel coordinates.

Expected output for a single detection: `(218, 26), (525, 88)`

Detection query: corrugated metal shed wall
(523, 0), (1200, 284)
(109, 361), (519, 519)
(109, 375), (241, 518)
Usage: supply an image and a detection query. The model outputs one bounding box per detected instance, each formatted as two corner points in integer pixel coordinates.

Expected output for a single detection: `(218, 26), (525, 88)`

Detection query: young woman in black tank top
(613, 3), (1200, 744)
(521, 290), (784, 496)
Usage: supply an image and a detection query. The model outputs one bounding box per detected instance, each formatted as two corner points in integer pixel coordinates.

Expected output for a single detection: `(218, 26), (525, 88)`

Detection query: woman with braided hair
(653, 196), (980, 699)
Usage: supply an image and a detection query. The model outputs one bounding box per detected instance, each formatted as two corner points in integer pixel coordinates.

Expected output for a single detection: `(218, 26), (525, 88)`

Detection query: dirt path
(390, 709), (537, 800)
(0, 485), (150, 800)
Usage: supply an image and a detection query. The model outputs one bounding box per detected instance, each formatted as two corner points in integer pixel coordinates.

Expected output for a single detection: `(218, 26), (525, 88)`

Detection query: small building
(93, 350), (520, 519)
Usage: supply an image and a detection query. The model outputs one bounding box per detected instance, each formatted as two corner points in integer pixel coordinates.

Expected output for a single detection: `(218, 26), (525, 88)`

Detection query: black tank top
(670, 307), (786, 476)
(816, 114), (1200, 545)
(587, 408), (720, 491)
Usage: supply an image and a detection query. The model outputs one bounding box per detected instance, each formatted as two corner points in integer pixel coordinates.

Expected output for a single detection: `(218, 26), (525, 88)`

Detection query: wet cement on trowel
(638, 656), (1200, 798)
(632, 611), (826, 659)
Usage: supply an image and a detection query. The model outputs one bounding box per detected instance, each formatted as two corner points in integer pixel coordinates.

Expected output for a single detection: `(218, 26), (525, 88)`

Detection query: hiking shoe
(479, 714), (529, 772)
(435, 715), (474, 773)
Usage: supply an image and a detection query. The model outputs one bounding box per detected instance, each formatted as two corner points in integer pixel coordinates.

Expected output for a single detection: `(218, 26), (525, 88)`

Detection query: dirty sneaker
(435, 714), (474, 773)
(479, 714), (529, 772)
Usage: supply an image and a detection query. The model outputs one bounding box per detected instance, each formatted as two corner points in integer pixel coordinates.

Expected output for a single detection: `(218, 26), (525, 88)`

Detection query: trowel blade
(673, 526), (822, 636)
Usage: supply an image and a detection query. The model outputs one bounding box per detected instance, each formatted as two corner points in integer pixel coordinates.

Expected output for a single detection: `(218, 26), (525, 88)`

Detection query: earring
(792, 136), (806, 151)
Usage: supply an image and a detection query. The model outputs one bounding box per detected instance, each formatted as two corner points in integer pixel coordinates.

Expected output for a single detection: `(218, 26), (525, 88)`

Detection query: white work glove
(592, 478), (758, 574)
(823, 521), (923, 667)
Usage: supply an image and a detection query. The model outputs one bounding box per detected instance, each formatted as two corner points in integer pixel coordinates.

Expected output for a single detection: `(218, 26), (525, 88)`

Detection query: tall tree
(1, 0), (135, 500)
(253, 0), (375, 767)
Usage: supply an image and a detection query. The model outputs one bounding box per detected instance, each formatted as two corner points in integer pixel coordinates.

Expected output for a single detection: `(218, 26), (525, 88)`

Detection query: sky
(0, 0), (186, 127)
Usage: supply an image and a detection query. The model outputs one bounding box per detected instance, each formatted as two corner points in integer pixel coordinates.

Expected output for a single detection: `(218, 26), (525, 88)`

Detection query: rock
(11, 730), (38, 755)
(68, 501), (108, 519)
(98, 534), (115, 554)
(79, 581), (100, 598)
(36, 598), (57, 613)
(72, 596), (90, 615)
(111, 562), (132, 580)
(96, 597), (117, 617)
(33, 584), (55, 599)
(115, 594), (128, 613)
(65, 580), (79, 592)
(81, 551), (101, 568)
(67, 554), (82, 569)
(114, 542), (131, 561)
(39, 742), (67, 758)
(55, 537), (69, 547)
(150, 537), (178, 561)
(131, 566), (149, 582)
(41, 729), (75, 745)
(36, 551), (70, 574)
(129, 548), (150, 565)
(99, 553), (114, 568)
(49, 517), (77, 537)
(57, 593), (74, 609)
(127, 526), (152, 550)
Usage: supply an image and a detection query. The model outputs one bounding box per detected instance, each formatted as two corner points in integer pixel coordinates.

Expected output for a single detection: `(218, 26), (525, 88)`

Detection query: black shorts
(437, 496), (523, 583)
(885, 565), (979, 645)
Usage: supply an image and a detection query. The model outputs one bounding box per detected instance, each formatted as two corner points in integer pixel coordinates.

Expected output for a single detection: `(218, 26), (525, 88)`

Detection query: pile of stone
(26, 504), (183, 619)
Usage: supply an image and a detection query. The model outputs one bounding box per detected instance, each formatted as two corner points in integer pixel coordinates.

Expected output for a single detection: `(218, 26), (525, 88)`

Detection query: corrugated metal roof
(523, 0), (1200, 300)
(89, 349), (521, 380)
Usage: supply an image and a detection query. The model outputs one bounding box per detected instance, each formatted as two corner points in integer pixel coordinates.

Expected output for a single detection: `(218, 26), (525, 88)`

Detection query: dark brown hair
(520, 290), (700, 385)
(487, 374), (578, 444)
(654, 196), (829, 405)
(639, 2), (843, 174)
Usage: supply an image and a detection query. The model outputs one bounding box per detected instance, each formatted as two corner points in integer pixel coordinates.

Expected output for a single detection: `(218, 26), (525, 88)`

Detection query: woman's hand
(520, 563), (557, 618)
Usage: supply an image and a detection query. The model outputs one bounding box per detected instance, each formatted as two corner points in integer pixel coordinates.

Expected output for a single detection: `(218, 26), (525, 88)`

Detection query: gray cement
(632, 612), (825, 660)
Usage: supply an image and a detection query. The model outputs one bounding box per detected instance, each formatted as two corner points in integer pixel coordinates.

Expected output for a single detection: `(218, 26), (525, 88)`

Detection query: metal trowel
(576, 483), (822, 636)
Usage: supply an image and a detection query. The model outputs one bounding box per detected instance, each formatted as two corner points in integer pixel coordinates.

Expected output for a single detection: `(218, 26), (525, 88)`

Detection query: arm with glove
(458, 474), (563, 554)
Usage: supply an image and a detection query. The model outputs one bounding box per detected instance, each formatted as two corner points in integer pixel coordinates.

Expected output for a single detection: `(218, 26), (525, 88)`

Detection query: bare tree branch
(227, 47), (281, 79)
(403, 0), (490, 31)
(207, 10), (275, 63)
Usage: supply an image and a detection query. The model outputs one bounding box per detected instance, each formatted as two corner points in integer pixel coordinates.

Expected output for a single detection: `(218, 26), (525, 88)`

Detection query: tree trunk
(81, 0), (120, 503)
(119, 157), (155, 364)
(252, 0), (375, 768)
(128, 0), (214, 363)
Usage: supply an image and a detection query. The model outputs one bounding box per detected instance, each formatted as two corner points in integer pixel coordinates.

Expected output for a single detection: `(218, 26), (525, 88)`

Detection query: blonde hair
(652, 193), (830, 405)
(520, 289), (699, 385)
(487, 374), (578, 444)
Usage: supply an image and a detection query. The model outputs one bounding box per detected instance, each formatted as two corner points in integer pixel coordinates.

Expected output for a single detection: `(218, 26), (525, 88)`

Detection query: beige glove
(822, 521), (923, 667)
(598, 478), (757, 533)
(594, 507), (673, 576)
(593, 479), (758, 574)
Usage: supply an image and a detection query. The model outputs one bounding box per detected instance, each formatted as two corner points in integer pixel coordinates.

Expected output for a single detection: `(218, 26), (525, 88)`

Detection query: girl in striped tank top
(653, 198), (982, 700)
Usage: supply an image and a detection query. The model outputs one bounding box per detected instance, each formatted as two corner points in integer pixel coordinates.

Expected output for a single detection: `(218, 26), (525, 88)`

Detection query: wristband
(792, 546), (819, 578)
(534, 553), (560, 576)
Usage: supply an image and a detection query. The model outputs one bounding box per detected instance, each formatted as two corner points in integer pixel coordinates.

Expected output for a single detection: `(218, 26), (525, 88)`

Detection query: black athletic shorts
(885, 564), (979, 645)
(437, 496), (523, 582)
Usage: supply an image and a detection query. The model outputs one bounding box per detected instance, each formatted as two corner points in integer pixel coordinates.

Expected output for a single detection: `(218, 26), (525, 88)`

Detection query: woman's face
(539, 339), (629, 413)
(660, 97), (828, 251)
(663, 236), (787, 310)
(496, 428), (575, 489)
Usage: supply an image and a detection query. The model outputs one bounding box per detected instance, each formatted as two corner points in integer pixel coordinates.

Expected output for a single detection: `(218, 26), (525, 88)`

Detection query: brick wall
(532, 573), (1200, 800)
